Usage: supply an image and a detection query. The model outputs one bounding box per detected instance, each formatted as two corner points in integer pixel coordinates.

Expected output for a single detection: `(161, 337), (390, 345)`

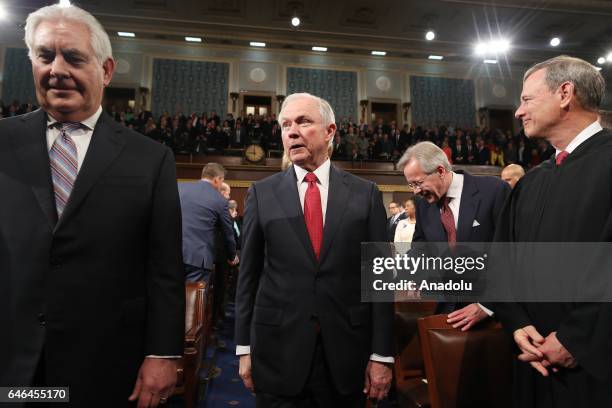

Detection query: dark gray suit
(235, 165), (393, 398)
(178, 180), (236, 280)
(0, 110), (185, 407)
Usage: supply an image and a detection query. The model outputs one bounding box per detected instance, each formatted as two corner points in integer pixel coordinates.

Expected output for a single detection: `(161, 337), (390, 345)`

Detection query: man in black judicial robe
(494, 55), (612, 408)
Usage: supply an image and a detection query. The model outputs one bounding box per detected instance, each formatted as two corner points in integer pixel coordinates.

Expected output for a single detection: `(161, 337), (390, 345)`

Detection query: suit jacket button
(37, 313), (46, 325)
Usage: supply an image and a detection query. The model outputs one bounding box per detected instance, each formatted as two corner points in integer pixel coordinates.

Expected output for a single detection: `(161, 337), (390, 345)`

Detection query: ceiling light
(58, 0), (71, 7)
(371, 50), (386, 56)
(475, 42), (487, 55)
(425, 31), (435, 41)
(484, 59), (498, 64)
(291, 16), (301, 27)
(550, 37), (560, 47)
(596, 67), (603, 71)
(491, 40), (510, 53)
(597, 57), (606, 64)
(428, 55), (443, 60)
(250, 41), (266, 47)
(0, 4), (7, 19)
(185, 36), (202, 43)
(312, 46), (327, 52)
(607, 52), (612, 62)
(117, 32), (135, 38)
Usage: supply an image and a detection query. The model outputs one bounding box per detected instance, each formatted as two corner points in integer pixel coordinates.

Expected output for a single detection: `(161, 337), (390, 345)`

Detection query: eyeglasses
(407, 173), (434, 190)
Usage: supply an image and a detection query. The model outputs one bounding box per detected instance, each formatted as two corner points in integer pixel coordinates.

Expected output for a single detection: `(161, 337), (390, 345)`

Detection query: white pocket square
(472, 220), (480, 227)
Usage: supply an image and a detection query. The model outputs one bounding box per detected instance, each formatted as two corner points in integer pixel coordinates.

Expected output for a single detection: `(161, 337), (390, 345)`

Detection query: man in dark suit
(398, 141), (510, 329)
(0, 5), (184, 407)
(235, 93), (393, 406)
(386, 201), (407, 242)
(179, 164), (238, 283)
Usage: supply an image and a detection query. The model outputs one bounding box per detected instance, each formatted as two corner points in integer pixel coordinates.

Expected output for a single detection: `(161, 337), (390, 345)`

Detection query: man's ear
(102, 58), (116, 86)
(558, 81), (575, 109)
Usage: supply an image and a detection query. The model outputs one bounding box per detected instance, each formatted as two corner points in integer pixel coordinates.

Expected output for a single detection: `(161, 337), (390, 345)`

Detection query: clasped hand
(513, 326), (576, 376)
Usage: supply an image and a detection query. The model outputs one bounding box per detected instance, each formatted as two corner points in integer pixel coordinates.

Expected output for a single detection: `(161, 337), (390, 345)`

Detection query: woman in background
(394, 198), (417, 243)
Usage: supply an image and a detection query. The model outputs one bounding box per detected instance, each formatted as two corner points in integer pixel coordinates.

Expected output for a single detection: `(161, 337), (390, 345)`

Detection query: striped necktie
(49, 122), (82, 218)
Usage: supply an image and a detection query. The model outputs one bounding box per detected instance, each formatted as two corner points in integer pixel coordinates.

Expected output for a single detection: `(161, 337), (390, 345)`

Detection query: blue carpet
(200, 302), (255, 407)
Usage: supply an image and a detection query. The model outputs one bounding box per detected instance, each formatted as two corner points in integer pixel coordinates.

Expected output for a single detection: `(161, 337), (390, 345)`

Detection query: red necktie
(304, 173), (323, 260)
(440, 196), (456, 249)
(556, 151), (569, 166)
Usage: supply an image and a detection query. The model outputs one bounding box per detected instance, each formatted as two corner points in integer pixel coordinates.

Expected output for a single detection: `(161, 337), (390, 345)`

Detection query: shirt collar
(46, 106), (103, 131)
(446, 171), (464, 199)
(294, 158), (331, 188)
(556, 120), (602, 155)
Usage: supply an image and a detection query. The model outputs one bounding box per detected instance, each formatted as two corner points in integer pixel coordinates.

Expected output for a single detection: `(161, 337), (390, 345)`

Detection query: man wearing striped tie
(0, 5), (184, 408)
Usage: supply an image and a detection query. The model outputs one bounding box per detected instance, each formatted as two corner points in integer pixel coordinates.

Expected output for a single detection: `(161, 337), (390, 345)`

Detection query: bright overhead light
(291, 16), (301, 27)
(0, 4), (7, 19)
(550, 37), (560, 47)
(428, 55), (443, 60)
(484, 59), (498, 64)
(596, 67), (603, 71)
(250, 41), (266, 47)
(185, 36), (202, 43)
(607, 52), (612, 62)
(475, 39), (510, 55)
(597, 57), (606, 65)
(474, 43), (486, 55)
(425, 31), (435, 41)
(117, 32), (135, 38)
(371, 50), (386, 56)
(312, 46), (327, 52)
(58, 0), (71, 7)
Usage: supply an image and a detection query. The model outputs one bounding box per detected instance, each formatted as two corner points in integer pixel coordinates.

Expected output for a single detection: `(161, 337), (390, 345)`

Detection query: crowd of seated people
(1, 100), (553, 168)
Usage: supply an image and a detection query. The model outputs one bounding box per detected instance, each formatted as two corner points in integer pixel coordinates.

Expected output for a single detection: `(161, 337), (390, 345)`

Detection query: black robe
(494, 129), (612, 408)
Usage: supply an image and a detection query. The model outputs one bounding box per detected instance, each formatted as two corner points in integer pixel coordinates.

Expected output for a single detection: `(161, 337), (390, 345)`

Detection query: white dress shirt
(237, 159), (394, 363)
(46, 106), (102, 172)
(554, 120), (602, 156)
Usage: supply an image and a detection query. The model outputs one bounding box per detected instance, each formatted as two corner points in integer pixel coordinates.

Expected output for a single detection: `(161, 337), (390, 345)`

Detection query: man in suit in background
(236, 93), (393, 406)
(0, 5), (184, 407)
(398, 141), (510, 329)
(501, 163), (525, 189)
(179, 163), (238, 283)
(228, 199), (242, 250)
(387, 201), (407, 242)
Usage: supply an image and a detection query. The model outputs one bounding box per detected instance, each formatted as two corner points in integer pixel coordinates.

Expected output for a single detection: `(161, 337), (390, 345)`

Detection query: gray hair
(524, 55), (605, 111)
(599, 110), (612, 129)
(397, 141), (451, 173)
(278, 93), (336, 148)
(25, 5), (113, 64)
(228, 200), (238, 210)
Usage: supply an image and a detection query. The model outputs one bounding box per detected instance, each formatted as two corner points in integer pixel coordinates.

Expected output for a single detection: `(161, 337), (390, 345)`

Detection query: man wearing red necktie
(235, 93), (393, 407)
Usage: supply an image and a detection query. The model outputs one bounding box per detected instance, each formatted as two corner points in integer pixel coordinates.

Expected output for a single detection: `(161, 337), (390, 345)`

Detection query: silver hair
(278, 93), (336, 148)
(524, 55), (605, 111)
(397, 141), (451, 173)
(25, 5), (113, 64)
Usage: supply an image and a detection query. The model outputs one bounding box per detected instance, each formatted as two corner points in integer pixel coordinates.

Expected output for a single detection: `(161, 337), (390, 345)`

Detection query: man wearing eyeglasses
(397, 141), (510, 329)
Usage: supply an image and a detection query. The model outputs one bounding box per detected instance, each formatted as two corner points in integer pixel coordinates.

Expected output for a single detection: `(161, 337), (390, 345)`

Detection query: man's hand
(128, 358), (178, 407)
(538, 332), (576, 369)
(514, 325), (549, 376)
(447, 303), (488, 331)
(229, 255), (239, 266)
(363, 361), (392, 401)
(239, 354), (254, 392)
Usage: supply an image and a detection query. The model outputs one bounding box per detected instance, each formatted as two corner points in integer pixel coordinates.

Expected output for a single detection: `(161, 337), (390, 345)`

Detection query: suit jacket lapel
(55, 112), (126, 232)
(11, 109), (57, 229)
(424, 203), (446, 241)
(274, 166), (317, 266)
(456, 172), (480, 242)
(319, 165), (349, 265)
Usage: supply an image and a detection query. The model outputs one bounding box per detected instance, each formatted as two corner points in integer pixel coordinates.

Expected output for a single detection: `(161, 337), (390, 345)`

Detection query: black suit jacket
(387, 212), (407, 242)
(0, 110), (185, 406)
(235, 164), (393, 396)
(412, 171), (509, 244)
